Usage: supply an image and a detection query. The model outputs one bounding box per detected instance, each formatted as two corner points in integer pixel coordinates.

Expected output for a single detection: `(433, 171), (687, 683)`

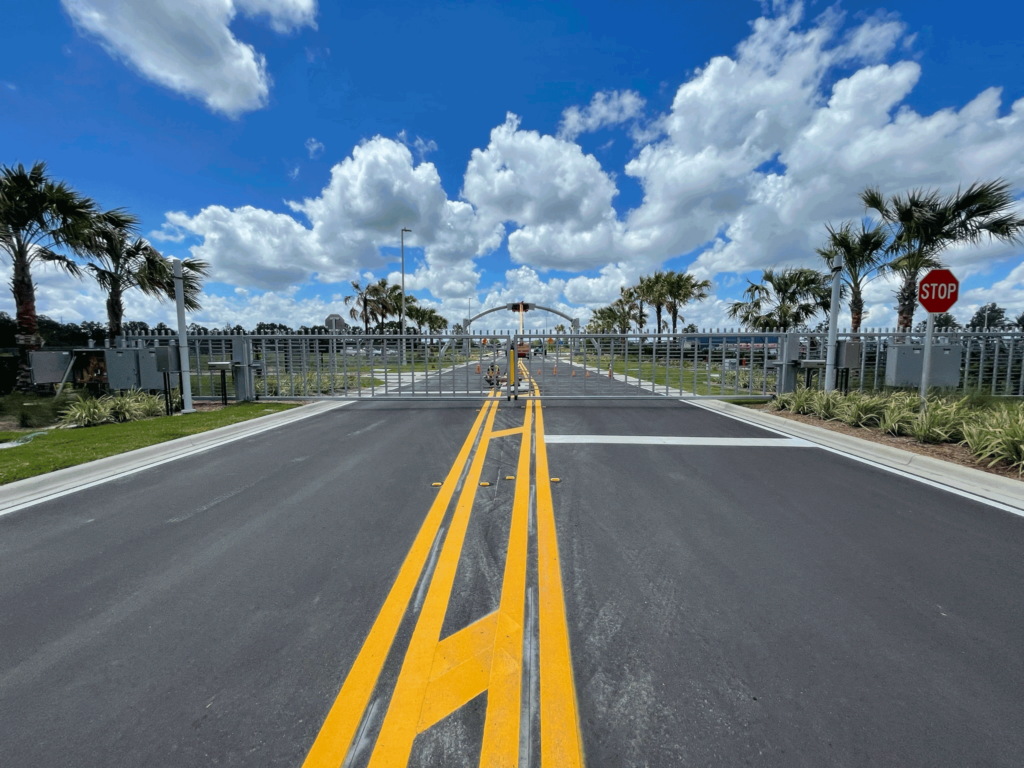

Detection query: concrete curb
(693, 399), (1024, 513)
(0, 400), (353, 516)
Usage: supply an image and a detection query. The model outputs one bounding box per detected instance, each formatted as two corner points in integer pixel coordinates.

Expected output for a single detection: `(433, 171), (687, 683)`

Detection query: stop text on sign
(919, 282), (957, 301)
(917, 268), (959, 313)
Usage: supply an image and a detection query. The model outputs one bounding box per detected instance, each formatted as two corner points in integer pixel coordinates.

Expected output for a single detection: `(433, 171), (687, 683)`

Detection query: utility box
(30, 350), (74, 384)
(153, 346), (180, 373)
(138, 347), (167, 391)
(105, 348), (140, 391)
(836, 341), (862, 368)
(885, 343), (962, 388)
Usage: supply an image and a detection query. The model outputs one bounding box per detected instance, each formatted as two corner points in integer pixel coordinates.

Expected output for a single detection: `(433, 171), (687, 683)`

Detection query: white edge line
(682, 399), (1024, 518)
(0, 401), (354, 518)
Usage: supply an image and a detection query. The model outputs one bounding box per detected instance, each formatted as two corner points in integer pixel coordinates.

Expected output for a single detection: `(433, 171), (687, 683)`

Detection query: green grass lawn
(0, 402), (299, 486)
(564, 355), (775, 397)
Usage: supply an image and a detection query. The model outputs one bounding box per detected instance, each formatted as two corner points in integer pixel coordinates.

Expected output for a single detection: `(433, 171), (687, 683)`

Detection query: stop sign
(918, 269), (959, 313)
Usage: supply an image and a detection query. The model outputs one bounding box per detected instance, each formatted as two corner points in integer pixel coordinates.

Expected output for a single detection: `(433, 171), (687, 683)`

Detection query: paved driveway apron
(1, 367), (1022, 766)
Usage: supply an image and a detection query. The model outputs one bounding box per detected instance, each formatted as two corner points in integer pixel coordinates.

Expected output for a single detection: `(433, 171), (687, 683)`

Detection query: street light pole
(824, 251), (844, 393)
(401, 227), (411, 365)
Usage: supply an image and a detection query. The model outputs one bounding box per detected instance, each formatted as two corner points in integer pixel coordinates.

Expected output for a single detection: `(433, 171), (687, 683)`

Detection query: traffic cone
(553, 366), (558, 375)
(607, 367), (612, 378)
(585, 370), (590, 378)
(571, 370), (576, 377)
(475, 364), (481, 374)
(537, 368), (542, 376)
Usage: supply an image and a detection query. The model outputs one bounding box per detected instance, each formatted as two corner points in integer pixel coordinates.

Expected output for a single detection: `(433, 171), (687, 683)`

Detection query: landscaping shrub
(879, 393), (918, 436)
(837, 393), (888, 428)
(789, 387), (814, 415)
(59, 397), (112, 427)
(909, 398), (965, 444)
(58, 389), (166, 427)
(810, 390), (844, 420)
(962, 407), (1024, 475)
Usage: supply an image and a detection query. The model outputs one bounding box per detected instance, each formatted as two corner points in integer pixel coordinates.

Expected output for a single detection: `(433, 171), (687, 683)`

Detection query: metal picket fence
(125, 326), (1024, 401)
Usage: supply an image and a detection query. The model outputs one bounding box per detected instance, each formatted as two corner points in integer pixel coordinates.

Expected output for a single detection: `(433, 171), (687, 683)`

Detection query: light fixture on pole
(400, 228), (411, 365)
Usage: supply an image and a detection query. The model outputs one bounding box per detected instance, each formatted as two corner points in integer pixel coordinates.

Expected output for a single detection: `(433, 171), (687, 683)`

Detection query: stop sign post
(917, 269), (959, 400)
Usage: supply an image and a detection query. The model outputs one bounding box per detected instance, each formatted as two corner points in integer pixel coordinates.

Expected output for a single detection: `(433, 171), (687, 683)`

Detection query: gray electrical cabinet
(153, 346), (180, 373)
(30, 351), (74, 384)
(105, 348), (140, 391)
(885, 343), (962, 388)
(138, 347), (166, 391)
(836, 341), (862, 368)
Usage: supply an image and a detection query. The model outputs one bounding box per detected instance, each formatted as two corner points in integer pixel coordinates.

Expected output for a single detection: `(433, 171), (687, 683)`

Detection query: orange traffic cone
(475, 364), (481, 374)
(607, 367), (612, 378)
(537, 368), (542, 376)
(553, 366), (558, 375)
(571, 370), (576, 377)
(585, 370), (590, 378)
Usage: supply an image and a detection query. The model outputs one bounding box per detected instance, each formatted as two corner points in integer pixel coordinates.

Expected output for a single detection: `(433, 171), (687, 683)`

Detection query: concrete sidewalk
(0, 400), (352, 517)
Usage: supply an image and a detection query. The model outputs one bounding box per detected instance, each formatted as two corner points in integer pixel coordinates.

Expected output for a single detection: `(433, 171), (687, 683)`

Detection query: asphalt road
(1, 361), (1022, 766)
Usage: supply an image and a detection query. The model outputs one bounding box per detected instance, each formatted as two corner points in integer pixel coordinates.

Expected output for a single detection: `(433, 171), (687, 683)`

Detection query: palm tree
(81, 222), (209, 340)
(636, 272), (669, 336)
(618, 286), (646, 332)
(0, 162), (131, 390)
(587, 303), (631, 334)
(815, 220), (887, 332)
(862, 180), (1024, 329)
(664, 271), (712, 333)
(345, 280), (385, 334)
(728, 267), (832, 331)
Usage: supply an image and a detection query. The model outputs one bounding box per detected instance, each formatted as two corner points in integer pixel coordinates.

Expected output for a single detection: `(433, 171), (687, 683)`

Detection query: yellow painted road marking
(491, 427), (526, 438)
(366, 401), (500, 767)
(301, 398), (495, 768)
(418, 611), (497, 732)
(303, 387), (583, 767)
(480, 400), (534, 765)
(535, 401), (585, 767)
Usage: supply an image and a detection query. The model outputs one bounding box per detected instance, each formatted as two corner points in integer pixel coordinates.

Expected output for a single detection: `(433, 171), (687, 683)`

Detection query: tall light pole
(401, 227), (411, 365)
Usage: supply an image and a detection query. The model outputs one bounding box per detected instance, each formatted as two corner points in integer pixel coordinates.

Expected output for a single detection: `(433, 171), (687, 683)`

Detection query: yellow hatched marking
(366, 401), (500, 767)
(535, 401), (586, 767)
(300, 398), (495, 768)
(417, 612), (497, 732)
(491, 427), (526, 438)
(480, 400), (534, 765)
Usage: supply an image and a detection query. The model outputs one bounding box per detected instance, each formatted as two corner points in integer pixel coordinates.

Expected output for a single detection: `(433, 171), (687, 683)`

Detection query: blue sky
(2, 0), (1023, 331)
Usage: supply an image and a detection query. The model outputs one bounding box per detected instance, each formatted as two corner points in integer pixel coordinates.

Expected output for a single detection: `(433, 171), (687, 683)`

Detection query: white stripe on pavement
(543, 435), (812, 446)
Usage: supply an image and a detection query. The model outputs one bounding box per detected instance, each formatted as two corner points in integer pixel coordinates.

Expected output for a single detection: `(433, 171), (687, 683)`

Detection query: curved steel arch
(464, 304), (579, 330)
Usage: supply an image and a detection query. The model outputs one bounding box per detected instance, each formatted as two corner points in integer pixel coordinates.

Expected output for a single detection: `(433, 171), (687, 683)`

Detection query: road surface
(1, 358), (1022, 766)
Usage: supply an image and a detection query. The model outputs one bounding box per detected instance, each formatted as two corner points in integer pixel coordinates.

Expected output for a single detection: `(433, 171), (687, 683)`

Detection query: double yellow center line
(302, 386), (584, 767)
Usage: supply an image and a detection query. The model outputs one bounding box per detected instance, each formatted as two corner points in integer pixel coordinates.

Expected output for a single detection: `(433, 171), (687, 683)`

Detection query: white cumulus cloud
(558, 90), (646, 140)
(61, 0), (317, 117)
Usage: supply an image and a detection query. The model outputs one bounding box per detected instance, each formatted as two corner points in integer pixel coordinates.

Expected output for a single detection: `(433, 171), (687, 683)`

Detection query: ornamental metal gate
(125, 327), (1024, 401)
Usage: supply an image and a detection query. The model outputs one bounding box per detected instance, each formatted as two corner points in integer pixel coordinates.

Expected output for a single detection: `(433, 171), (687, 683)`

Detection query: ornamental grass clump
(810, 390), (844, 420)
(837, 393), (888, 428)
(961, 406), (1024, 475)
(59, 389), (166, 427)
(908, 398), (965, 444)
(789, 387), (815, 415)
(59, 396), (113, 427)
(879, 393), (918, 436)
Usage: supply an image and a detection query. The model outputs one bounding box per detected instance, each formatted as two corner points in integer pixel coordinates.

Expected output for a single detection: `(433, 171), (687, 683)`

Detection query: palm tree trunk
(896, 275), (917, 330)
(12, 244), (40, 392)
(849, 292), (864, 333)
(671, 308), (678, 334)
(106, 284), (124, 342)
